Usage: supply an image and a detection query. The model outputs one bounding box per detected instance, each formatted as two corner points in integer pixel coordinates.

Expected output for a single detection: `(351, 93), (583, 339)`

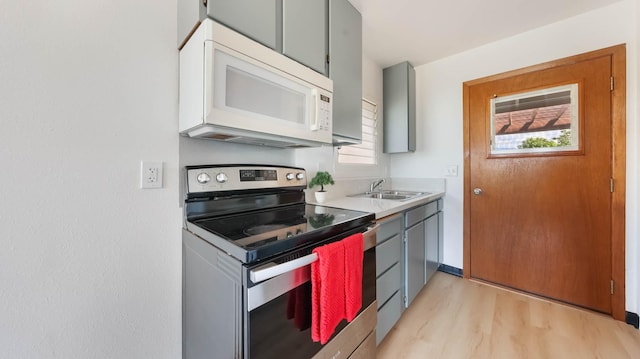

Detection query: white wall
(390, 0), (639, 313)
(0, 1), (182, 357)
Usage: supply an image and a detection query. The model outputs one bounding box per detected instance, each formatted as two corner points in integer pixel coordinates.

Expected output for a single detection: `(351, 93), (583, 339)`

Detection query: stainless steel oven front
(245, 225), (377, 359)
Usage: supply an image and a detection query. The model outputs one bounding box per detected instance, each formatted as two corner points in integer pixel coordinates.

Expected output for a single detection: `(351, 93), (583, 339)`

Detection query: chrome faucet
(369, 179), (385, 193)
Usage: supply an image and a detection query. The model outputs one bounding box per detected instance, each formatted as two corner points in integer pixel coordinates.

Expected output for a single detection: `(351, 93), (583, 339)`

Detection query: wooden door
(465, 51), (621, 314)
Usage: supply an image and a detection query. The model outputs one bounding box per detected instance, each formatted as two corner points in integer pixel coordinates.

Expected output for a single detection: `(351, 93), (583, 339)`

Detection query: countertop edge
(309, 191), (445, 219)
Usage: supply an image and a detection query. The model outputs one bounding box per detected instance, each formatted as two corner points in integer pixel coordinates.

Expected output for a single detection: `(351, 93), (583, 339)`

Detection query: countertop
(310, 191), (445, 219)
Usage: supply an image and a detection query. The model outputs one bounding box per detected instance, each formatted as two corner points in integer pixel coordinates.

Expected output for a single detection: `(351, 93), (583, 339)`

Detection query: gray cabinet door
(329, 0), (362, 143)
(425, 214), (439, 283)
(383, 61), (416, 153)
(438, 210), (444, 266)
(208, 0), (278, 49)
(283, 0), (328, 75)
(405, 221), (425, 307)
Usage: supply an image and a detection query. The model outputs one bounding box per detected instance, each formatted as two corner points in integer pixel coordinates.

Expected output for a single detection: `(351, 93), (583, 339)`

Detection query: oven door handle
(250, 223), (379, 283)
(363, 224), (379, 251)
(250, 253), (318, 283)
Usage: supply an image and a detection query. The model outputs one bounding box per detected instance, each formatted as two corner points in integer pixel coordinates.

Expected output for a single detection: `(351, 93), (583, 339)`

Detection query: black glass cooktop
(188, 204), (374, 263)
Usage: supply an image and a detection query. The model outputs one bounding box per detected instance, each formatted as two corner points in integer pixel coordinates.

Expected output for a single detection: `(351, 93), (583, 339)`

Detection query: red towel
(311, 240), (345, 344)
(343, 233), (363, 321)
(311, 233), (364, 344)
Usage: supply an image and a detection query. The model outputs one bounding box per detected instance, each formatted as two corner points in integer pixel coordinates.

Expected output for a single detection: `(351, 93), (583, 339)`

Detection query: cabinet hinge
(610, 178), (614, 193)
(610, 76), (614, 91)
(326, 54), (330, 64)
(202, 0), (207, 6)
(611, 279), (614, 295)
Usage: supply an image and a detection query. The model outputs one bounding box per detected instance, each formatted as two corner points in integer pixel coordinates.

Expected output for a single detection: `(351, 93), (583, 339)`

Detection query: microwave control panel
(315, 94), (332, 132)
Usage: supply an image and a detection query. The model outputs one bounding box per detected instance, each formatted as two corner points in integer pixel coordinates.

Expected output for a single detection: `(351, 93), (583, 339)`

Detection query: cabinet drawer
(377, 214), (403, 244)
(376, 290), (402, 345)
(404, 204), (425, 227)
(376, 234), (402, 277)
(348, 330), (376, 359)
(377, 262), (401, 309)
(425, 200), (438, 217)
(404, 201), (438, 227)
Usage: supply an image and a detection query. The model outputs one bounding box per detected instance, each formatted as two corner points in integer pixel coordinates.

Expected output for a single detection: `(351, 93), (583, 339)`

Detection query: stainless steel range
(182, 165), (377, 359)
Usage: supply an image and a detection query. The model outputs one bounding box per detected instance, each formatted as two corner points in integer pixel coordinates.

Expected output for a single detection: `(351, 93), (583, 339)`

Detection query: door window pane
(490, 84), (579, 155)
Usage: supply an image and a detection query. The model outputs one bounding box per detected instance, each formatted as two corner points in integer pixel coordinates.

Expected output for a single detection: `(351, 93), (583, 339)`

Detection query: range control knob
(296, 172), (305, 181)
(196, 172), (211, 184)
(215, 172), (228, 183)
(286, 173), (295, 181)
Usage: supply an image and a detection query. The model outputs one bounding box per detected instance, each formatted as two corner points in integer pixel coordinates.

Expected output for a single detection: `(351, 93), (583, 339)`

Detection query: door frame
(462, 45), (626, 320)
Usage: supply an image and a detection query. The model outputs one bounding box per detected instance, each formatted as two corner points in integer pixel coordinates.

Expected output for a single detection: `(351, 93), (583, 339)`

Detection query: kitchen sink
(349, 190), (429, 201)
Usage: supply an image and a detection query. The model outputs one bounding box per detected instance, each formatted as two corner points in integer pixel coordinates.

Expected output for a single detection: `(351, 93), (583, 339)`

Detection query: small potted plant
(308, 171), (335, 204)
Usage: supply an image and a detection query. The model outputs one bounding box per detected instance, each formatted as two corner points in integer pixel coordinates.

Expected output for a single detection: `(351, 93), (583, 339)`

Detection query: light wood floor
(377, 272), (640, 359)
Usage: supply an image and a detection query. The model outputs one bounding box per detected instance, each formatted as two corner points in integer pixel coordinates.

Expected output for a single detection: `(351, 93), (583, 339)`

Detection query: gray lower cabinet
(438, 206), (444, 266)
(375, 198), (444, 345)
(329, 0), (363, 144)
(425, 214), (439, 283)
(403, 199), (442, 307)
(404, 220), (425, 307)
(376, 199), (444, 344)
(375, 213), (403, 345)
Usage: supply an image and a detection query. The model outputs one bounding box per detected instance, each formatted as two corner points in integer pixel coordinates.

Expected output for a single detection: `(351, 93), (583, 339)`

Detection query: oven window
(248, 247), (376, 358)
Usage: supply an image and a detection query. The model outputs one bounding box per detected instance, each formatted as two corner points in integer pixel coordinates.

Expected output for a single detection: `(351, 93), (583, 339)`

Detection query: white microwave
(179, 19), (333, 148)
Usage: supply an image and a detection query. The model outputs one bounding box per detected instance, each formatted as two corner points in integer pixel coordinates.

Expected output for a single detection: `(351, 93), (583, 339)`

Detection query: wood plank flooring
(377, 272), (640, 358)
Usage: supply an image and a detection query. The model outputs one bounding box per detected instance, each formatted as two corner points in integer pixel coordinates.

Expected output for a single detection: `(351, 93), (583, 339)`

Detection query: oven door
(245, 226), (377, 359)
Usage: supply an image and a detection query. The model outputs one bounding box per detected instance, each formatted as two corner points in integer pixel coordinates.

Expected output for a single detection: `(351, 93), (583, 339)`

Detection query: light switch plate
(444, 165), (458, 177)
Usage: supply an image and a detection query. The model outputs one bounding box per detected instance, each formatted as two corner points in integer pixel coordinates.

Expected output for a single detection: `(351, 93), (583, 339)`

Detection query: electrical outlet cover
(140, 161), (163, 189)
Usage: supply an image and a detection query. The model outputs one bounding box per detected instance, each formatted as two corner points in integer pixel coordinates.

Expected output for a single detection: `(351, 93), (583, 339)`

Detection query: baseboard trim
(626, 311), (639, 329)
(438, 264), (463, 277)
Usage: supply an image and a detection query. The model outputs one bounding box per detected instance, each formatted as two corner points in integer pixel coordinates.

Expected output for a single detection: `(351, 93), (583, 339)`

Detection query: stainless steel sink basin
(349, 190), (430, 201)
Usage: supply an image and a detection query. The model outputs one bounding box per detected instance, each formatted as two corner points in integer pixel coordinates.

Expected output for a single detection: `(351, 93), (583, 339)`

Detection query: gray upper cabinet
(283, 0), (328, 75)
(383, 61), (416, 153)
(178, 0), (277, 49)
(178, 0), (328, 77)
(207, 0), (278, 50)
(329, 0), (363, 145)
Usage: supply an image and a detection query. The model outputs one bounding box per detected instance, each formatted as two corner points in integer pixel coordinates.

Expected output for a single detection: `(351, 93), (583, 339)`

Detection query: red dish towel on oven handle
(311, 233), (364, 344)
(343, 233), (363, 321)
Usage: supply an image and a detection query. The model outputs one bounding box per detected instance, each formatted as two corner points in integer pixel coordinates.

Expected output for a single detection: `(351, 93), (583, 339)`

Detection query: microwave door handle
(250, 253), (318, 283)
(310, 89), (319, 131)
(203, 41), (214, 119)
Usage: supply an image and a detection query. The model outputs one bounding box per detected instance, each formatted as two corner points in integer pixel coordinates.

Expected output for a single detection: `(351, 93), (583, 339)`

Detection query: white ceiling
(348, 0), (623, 68)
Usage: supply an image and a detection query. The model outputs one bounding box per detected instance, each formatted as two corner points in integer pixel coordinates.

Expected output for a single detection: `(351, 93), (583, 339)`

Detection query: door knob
(473, 188), (483, 195)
